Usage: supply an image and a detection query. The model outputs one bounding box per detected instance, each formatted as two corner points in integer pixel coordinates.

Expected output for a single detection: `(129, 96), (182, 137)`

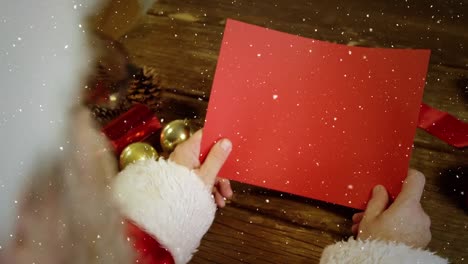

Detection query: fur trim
(112, 159), (216, 264)
(320, 238), (448, 264)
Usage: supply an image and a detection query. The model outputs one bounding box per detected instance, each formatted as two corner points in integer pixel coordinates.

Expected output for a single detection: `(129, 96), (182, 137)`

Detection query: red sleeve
(126, 221), (175, 264)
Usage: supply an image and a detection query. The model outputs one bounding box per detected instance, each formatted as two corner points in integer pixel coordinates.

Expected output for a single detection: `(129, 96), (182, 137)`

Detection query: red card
(201, 19), (431, 209)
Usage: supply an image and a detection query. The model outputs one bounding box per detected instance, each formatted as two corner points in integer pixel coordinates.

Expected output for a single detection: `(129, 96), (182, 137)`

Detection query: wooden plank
(121, 13), (468, 95)
(124, 0), (468, 69)
(120, 15), (221, 94)
(409, 147), (468, 259)
(192, 206), (338, 263)
(88, 0), (146, 40)
(423, 65), (468, 119)
(155, 92), (208, 126)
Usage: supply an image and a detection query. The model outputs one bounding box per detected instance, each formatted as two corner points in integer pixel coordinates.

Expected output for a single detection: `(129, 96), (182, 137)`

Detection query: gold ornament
(119, 142), (158, 169)
(160, 119), (193, 153)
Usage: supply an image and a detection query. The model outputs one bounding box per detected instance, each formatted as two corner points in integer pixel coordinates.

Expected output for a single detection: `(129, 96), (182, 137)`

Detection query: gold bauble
(160, 119), (193, 153)
(119, 142), (158, 169)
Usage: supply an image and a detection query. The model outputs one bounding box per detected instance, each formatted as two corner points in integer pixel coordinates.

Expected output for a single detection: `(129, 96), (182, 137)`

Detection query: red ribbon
(418, 103), (468, 148)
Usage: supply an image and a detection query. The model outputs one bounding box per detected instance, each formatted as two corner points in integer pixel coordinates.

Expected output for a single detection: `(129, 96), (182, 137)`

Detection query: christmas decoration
(90, 65), (163, 126)
(160, 119), (193, 153)
(101, 103), (162, 155)
(119, 142), (159, 169)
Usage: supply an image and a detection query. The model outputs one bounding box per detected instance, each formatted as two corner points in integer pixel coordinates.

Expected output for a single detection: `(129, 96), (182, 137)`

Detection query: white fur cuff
(320, 238), (448, 264)
(112, 159), (216, 264)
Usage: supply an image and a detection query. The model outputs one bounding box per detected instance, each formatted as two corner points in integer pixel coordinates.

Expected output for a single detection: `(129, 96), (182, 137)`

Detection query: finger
(214, 189), (226, 208)
(352, 212), (364, 223)
(394, 169), (426, 204)
(351, 224), (359, 235)
(198, 139), (232, 187)
(216, 178), (233, 199)
(362, 185), (389, 222)
(169, 129), (203, 169)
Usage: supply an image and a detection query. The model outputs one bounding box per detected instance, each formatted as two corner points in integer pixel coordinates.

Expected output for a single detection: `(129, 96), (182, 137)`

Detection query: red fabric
(102, 104), (162, 155)
(201, 19), (431, 210)
(418, 103), (468, 148)
(126, 221), (175, 264)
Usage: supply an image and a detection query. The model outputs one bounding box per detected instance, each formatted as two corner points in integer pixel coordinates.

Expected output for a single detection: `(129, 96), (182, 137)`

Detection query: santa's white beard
(0, 0), (97, 248)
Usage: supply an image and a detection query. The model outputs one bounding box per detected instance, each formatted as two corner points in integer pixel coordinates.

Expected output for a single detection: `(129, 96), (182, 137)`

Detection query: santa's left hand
(169, 129), (233, 207)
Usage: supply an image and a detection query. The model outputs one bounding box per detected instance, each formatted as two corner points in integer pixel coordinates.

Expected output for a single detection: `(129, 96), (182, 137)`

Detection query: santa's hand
(170, 129), (233, 207)
(353, 169), (432, 248)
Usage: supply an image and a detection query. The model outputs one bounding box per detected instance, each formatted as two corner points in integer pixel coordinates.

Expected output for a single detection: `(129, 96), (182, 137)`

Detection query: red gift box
(102, 104), (162, 155)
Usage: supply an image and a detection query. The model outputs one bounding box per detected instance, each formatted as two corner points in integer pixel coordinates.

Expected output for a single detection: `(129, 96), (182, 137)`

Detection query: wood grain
(120, 0), (468, 94)
(117, 0), (468, 262)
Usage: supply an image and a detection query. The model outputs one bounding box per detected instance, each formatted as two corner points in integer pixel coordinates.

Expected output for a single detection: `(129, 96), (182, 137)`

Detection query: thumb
(362, 185), (389, 223)
(198, 139), (232, 187)
(394, 169), (426, 204)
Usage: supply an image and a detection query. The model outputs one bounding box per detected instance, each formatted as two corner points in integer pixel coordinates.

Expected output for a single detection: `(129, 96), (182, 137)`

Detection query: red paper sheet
(201, 19), (431, 209)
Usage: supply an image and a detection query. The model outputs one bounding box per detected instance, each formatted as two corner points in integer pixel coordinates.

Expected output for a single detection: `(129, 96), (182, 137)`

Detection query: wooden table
(117, 0), (468, 262)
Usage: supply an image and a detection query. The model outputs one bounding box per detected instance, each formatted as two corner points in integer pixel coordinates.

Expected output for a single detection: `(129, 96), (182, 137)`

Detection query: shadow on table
(438, 165), (468, 212)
